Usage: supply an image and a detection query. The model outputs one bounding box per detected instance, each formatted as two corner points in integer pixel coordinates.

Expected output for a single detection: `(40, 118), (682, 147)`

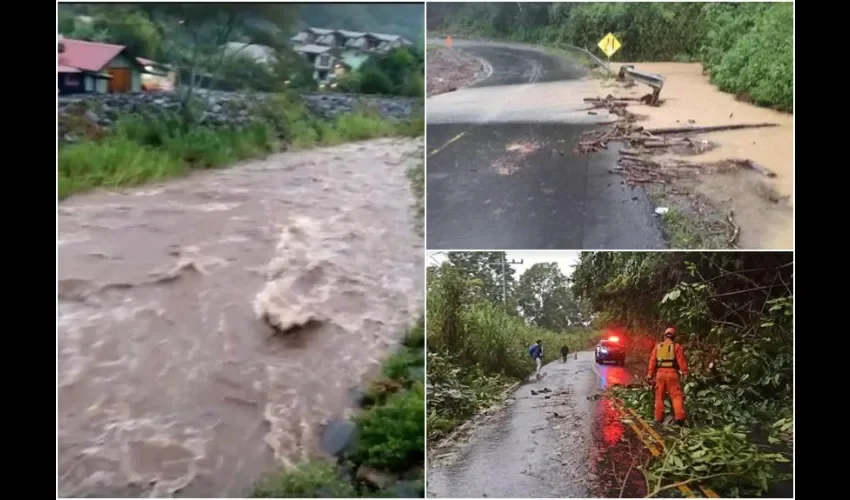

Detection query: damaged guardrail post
(618, 65), (666, 105)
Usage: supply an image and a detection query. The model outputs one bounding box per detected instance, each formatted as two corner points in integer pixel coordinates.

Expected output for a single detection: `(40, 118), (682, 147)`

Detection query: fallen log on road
(646, 123), (779, 135)
(584, 96), (645, 102)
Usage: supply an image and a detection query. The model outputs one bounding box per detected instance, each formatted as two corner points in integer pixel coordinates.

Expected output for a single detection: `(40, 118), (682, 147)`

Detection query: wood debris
(572, 95), (780, 182)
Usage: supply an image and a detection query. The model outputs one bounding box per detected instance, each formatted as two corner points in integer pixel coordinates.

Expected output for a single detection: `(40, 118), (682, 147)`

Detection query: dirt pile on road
(427, 47), (485, 97)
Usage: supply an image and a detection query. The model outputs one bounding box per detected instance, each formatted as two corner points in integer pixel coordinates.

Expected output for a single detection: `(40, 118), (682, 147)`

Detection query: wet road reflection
(590, 361), (649, 497)
(596, 362), (635, 390)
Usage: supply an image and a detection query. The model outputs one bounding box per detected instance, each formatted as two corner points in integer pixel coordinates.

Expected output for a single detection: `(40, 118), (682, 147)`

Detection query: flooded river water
(57, 138), (424, 497)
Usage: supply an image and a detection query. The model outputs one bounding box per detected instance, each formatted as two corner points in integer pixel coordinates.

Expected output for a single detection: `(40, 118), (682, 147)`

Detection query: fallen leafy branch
(641, 426), (790, 498)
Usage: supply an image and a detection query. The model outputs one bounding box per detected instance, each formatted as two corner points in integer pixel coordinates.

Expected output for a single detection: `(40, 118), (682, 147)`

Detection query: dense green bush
(352, 382), (425, 471)
(703, 3), (793, 110)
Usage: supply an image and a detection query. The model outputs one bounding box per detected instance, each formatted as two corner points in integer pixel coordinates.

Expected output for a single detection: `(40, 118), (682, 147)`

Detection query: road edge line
(611, 398), (719, 498)
(428, 131), (467, 158)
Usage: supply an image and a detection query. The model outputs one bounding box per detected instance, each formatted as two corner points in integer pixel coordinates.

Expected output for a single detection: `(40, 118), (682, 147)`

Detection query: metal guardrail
(563, 44), (610, 72)
(618, 65), (666, 105)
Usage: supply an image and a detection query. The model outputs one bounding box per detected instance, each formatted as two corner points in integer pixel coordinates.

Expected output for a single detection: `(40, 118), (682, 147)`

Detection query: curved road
(427, 351), (648, 498)
(426, 41), (665, 250)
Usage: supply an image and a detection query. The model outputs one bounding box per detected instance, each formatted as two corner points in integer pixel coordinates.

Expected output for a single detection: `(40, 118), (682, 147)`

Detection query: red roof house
(57, 37), (143, 95)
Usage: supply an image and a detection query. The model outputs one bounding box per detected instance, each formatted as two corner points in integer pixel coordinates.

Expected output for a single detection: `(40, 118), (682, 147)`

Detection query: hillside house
(289, 27), (413, 83)
(292, 44), (337, 83)
(57, 37), (145, 95)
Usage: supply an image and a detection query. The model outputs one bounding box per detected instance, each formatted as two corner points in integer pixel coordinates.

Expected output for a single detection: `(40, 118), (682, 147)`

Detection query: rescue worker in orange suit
(646, 327), (688, 426)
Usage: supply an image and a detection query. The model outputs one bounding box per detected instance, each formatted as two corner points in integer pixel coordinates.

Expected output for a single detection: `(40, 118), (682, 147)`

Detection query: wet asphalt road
(426, 41), (666, 250)
(427, 351), (646, 498)
(460, 44), (588, 87)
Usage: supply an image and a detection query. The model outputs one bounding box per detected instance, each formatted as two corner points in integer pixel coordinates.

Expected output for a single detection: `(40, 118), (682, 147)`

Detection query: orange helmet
(664, 327), (676, 338)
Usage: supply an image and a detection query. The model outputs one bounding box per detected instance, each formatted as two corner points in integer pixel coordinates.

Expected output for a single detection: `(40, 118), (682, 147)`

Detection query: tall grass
(427, 265), (593, 380)
(58, 95), (424, 199)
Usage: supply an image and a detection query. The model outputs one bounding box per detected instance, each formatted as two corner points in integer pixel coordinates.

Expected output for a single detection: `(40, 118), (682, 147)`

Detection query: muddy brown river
(57, 138), (424, 497)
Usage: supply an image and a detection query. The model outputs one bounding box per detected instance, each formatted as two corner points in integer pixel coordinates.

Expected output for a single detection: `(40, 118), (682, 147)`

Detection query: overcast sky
(427, 251), (581, 277)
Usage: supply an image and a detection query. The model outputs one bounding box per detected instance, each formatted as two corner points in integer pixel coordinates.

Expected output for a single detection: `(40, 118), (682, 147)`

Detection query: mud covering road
(57, 139), (424, 497)
(427, 351), (649, 498)
(426, 40), (665, 250)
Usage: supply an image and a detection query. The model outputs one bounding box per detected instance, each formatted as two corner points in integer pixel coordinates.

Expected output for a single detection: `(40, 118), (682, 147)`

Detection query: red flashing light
(608, 336), (620, 343)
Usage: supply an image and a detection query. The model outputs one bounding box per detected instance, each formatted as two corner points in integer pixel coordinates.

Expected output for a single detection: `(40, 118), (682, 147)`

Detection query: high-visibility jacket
(647, 341), (688, 378)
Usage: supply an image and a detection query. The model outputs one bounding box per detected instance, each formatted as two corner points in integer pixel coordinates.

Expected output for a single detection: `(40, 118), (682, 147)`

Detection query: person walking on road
(646, 327), (688, 426)
(529, 340), (544, 379)
(560, 345), (569, 363)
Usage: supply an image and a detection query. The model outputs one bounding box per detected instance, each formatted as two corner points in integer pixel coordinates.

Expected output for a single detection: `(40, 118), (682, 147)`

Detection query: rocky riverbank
(58, 91), (421, 143)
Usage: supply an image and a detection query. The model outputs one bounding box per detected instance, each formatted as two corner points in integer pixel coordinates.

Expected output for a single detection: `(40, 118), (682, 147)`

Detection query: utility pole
(493, 253), (523, 310)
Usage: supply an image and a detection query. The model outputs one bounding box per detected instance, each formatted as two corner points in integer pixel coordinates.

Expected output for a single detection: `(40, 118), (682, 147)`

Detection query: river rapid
(57, 138), (424, 497)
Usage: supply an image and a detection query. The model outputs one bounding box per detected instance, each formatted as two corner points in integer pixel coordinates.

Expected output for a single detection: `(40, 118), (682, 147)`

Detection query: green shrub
(382, 348), (423, 383)
(706, 3), (793, 111)
(252, 461), (357, 498)
(402, 316), (425, 349)
(332, 112), (395, 141)
(359, 69), (395, 95)
(352, 382), (425, 471)
(58, 137), (184, 199)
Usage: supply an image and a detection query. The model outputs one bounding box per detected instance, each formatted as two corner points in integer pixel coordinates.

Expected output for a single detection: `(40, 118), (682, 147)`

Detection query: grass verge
(58, 95), (424, 200)
(252, 317), (425, 498)
(645, 186), (731, 250)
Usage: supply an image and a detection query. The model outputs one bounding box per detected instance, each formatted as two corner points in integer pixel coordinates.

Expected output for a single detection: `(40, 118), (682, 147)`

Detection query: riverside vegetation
(252, 318), (425, 498)
(427, 2), (793, 112)
(58, 93), (424, 199)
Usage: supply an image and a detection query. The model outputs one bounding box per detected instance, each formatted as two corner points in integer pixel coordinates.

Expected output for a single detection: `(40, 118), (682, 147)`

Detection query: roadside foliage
(571, 252), (793, 496)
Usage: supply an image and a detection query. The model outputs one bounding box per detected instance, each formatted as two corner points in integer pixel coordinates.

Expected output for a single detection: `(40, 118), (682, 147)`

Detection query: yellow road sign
(598, 33), (622, 58)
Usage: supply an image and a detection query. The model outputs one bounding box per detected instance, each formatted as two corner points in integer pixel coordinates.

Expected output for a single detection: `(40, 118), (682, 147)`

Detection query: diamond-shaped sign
(598, 33), (622, 58)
